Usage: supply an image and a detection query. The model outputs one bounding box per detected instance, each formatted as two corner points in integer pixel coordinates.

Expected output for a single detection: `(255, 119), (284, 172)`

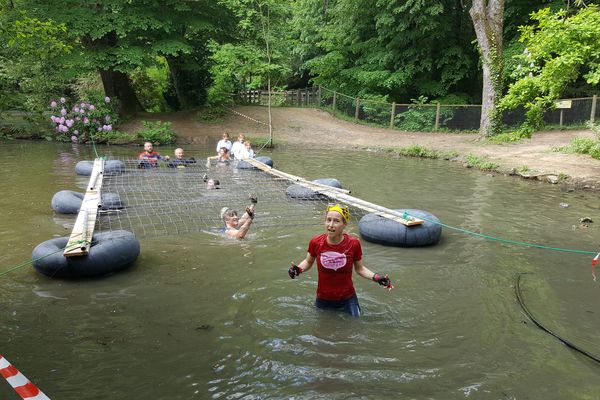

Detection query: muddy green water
(1, 141), (599, 399)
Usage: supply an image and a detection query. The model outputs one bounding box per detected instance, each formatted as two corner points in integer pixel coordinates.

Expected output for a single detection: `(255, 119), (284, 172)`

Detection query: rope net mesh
(92, 157), (367, 239)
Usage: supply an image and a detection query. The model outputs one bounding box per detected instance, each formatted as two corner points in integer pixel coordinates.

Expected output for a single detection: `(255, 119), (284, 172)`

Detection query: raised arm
(239, 194), (257, 225)
(206, 155), (218, 167)
(230, 210), (253, 239)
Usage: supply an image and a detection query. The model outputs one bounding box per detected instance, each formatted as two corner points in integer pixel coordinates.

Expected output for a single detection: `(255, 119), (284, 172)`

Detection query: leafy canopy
(500, 5), (600, 135)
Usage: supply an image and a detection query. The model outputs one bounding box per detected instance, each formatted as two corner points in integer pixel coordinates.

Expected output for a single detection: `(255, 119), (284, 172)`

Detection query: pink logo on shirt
(320, 251), (347, 270)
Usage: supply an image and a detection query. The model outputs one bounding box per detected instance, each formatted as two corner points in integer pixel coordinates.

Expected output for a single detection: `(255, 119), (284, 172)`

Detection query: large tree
(14, 0), (229, 115)
(470, 0), (505, 137)
(291, 0), (479, 102)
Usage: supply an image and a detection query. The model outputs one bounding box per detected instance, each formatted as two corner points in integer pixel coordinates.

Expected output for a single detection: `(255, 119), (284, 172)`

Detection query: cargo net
(94, 158), (365, 239)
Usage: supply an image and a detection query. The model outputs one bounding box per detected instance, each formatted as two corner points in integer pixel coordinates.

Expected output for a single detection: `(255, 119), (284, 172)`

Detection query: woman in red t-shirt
(288, 204), (393, 317)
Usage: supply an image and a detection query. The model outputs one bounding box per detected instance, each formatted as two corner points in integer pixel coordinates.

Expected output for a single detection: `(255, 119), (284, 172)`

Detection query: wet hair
(220, 207), (237, 223)
(219, 147), (229, 153)
(206, 179), (220, 189)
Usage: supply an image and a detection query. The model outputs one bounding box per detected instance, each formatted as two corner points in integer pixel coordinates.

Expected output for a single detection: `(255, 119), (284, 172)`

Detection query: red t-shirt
(308, 233), (363, 301)
(138, 151), (162, 165)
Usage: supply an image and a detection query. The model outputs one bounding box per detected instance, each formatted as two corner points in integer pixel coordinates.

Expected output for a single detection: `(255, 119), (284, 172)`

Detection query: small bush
(396, 145), (459, 159)
(394, 96), (454, 131)
(48, 95), (118, 143)
(554, 123), (600, 160)
(137, 120), (177, 144)
(465, 154), (499, 171)
(398, 145), (438, 158)
(488, 131), (525, 143)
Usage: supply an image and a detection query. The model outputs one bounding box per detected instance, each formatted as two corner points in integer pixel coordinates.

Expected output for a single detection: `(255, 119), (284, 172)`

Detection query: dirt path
(130, 106), (600, 190)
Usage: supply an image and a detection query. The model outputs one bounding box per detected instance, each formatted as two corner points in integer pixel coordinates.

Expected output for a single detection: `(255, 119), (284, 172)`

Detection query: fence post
(434, 102), (441, 131)
(258, 90), (262, 105)
(390, 102), (396, 128)
(296, 90), (300, 106)
(355, 98), (360, 120)
(591, 95), (597, 123)
(559, 109), (564, 127)
(333, 91), (337, 114)
(317, 86), (322, 107)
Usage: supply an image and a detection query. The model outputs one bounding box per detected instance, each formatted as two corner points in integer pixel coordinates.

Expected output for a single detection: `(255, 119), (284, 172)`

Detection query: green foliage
(487, 131), (527, 143)
(358, 94), (390, 124)
(394, 96), (453, 131)
(0, 10), (77, 111)
(292, 0), (478, 102)
(500, 6), (600, 132)
(7, 0), (232, 114)
(465, 154), (499, 171)
(131, 59), (170, 112)
(207, 40), (291, 105)
(69, 73), (105, 100)
(0, 111), (49, 139)
(556, 123), (600, 159)
(248, 136), (272, 149)
(208, 0), (293, 104)
(397, 145), (437, 158)
(395, 145), (458, 159)
(137, 121), (177, 144)
(48, 94), (119, 143)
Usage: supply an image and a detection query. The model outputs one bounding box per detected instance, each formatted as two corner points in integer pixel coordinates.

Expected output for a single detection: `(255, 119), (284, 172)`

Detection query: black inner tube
(515, 272), (600, 364)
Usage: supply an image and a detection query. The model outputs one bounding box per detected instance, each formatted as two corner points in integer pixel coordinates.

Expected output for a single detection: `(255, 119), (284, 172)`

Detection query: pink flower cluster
(49, 96), (114, 143)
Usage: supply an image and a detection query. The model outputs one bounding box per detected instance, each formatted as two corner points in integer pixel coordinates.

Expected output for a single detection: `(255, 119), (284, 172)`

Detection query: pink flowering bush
(48, 95), (119, 143)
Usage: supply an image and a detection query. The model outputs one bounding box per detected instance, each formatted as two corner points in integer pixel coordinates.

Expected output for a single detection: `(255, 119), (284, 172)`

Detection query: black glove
(249, 194), (258, 204)
(288, 263), (301, 279)
(373, 273), (393, 289)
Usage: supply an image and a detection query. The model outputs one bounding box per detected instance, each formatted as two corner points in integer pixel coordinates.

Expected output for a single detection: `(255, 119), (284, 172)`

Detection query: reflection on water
(0, 141), (599, 399)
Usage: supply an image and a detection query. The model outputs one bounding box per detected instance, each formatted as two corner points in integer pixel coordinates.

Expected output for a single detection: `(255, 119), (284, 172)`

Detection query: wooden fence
(235, 87), (599, 132)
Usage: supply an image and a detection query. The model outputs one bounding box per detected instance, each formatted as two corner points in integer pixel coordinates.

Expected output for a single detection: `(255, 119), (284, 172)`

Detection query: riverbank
(124, 106), (600, 191)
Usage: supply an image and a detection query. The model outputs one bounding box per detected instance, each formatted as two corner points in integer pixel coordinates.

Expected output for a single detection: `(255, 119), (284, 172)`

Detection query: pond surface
(1, 141), (599, 399)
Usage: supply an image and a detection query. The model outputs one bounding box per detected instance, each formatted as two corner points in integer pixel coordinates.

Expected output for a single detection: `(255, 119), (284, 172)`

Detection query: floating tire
(32, 230), (140, 278)
(51, 190), (124, 214)
(75, 160), (125, 176)
(51, 190), (84, 214)
(286, 178), (343, 200)
(237, 156), (274, 170)
(358, 209), (442, 247)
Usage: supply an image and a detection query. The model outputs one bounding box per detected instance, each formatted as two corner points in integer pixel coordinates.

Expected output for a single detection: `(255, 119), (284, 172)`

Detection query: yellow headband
(326, 204), (350, 223)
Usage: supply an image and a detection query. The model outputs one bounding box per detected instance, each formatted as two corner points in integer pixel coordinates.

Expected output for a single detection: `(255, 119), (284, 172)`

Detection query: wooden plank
(244, 158), (351, 195)
(64, 158), (104, 256)
(244, 158), (423, 226)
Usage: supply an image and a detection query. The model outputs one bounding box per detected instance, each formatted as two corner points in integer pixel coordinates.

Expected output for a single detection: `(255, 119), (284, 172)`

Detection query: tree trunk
(80, 31), (142, 116)
(470, 0), (504, 137)
(99, 70), (142, 116)
(165, 56), (187, 109)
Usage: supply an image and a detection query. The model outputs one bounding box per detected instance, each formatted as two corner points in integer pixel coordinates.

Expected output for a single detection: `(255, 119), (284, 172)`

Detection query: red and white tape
(224, 106), (270, 126)
(0, 355), (51, 400)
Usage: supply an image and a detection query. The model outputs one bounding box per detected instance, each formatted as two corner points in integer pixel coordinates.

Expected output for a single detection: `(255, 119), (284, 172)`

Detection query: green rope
(402, 211), (598, 256)
(89, 131), (101, 159)
(0, 240), (86, 278)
